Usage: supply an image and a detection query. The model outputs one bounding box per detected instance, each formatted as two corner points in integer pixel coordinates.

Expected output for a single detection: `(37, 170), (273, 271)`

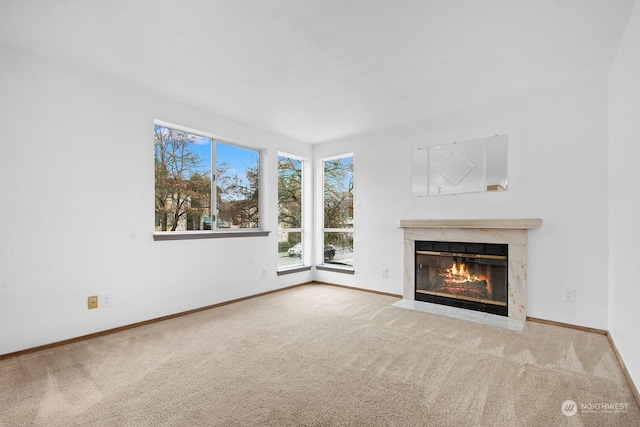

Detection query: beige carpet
(1, 284), (638, 426)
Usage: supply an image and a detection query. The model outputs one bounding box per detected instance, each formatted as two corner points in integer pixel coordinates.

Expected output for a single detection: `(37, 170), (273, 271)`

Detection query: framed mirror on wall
(411, 134), (507, 196)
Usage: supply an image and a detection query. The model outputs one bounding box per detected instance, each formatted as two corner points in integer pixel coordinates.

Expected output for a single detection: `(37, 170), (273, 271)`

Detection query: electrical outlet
(87, 295), (98, 309)
(262, 268), (268, 279)
(381, 268), (388, 278)
(102, 293), (112, 308)
(562, 288), (576, 302)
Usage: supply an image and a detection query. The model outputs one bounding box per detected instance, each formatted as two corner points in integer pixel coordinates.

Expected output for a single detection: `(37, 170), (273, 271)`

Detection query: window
(322, 155), (354, 268)
(277, 155), (304, 270)
(154, 123), (261, 235)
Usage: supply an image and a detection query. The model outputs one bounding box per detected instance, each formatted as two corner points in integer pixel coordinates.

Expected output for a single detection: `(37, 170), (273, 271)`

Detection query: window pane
(278, 156), (302, 229)
(216, 142), (260, 229)
(278, 231), (303, 269)
(323, 157), (353, 229)
(324, 232), (353, 267)
(154, 125), (212, 231)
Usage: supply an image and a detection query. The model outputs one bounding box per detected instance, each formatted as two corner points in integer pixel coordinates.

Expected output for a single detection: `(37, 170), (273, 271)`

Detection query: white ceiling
(0, 0), (635, 144)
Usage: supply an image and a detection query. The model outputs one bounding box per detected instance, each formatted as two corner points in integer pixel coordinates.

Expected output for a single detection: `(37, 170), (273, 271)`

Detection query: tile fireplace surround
(397, 219), (542, 328)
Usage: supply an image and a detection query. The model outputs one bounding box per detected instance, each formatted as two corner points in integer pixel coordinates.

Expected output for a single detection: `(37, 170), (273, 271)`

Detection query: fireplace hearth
(415, 241), (508, 316)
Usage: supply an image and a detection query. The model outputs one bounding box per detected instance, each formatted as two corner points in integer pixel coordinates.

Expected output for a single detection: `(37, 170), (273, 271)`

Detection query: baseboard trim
(526, 316), (638, 408)
(0, 282), (311, 361)
(607, 332), (640, 409)
(311, 281), (402, 299)
(526, 316), (607, 335)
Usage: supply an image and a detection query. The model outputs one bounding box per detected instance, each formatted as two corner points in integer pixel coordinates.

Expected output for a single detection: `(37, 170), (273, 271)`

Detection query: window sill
(154, 230), (271, 241)
(277, 265), (312, 276)
(315, 264), (355, 275)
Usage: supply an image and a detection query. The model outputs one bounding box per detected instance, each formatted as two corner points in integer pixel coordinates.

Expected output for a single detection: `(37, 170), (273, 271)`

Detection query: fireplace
(397, 219), (542, 327)
(415, 241), (508, 316)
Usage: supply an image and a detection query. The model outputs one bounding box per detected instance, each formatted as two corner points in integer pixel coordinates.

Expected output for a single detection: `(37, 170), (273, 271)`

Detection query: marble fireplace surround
(397, 219), (542, 327)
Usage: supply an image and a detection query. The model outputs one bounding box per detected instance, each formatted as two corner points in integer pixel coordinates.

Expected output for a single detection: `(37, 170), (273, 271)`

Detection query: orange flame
(445, 262), (478, 283)
(441, 262), (491, 293)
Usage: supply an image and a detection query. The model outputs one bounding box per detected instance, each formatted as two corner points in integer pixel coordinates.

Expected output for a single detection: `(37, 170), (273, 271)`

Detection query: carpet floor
(1, 284), (638, 426)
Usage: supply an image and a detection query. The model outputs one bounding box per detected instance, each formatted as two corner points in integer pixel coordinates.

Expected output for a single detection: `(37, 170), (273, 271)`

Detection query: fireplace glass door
(415, 241), (508, 316)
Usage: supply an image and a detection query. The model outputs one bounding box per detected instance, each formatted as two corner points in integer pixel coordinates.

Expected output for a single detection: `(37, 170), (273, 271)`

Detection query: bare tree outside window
(154, 124), (260, 232)
(278, 157), (302, 229)
(323, 156), (354, 267)
(154, 126), (211, 231)
(216, 143), (260, 229)
(278, 156), (303, 269)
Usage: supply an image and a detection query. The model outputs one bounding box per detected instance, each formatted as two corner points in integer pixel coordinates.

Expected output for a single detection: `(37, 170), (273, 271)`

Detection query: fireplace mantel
(397, 218), (542, 329)
(396, 218), (542, 229)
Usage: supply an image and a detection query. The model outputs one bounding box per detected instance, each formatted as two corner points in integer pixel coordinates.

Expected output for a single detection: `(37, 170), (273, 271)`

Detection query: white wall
(0, 46), (313, 355)
(608, 0), (640, 390)
(0, 32), (625, 355)
(314, 74), (611, 329)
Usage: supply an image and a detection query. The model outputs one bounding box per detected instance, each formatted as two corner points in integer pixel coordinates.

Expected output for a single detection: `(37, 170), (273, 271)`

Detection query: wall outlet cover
(101, 293), (112, 307)
(562, 288), (576, 302)
(88, 295), (98, 309)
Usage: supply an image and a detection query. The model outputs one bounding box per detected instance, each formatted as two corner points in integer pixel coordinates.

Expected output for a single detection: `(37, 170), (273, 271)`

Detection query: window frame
(153, 120), (269, 241)
(276, 153), (309, 272)
(317, 153), (354, 272)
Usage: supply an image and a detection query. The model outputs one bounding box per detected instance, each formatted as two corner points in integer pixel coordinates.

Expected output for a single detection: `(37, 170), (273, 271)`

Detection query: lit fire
(444, 262), (481, 283)
(440, 261), (491, 297)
